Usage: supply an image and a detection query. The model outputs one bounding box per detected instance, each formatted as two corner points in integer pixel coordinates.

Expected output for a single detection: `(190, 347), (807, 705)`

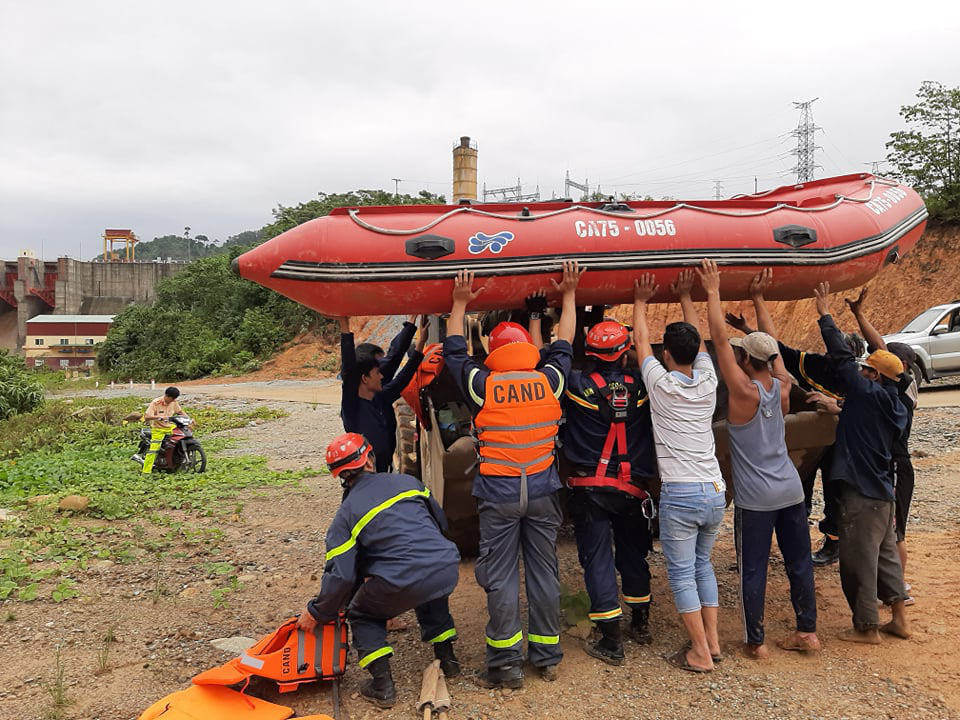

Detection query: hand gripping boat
(233, 174), (927, 316)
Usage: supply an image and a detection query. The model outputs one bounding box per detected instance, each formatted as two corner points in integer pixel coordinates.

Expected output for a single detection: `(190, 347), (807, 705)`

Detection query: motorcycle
(132, 415), (207, 473)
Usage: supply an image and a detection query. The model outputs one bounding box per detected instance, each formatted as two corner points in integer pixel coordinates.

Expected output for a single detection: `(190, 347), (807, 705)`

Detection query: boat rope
(347, 178), (901, 236)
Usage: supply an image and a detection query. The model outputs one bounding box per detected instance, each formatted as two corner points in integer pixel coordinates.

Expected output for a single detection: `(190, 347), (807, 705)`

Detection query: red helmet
(489, 321), (533, 352)
(325, 432), (372, 478)
(585, 320), (632, 361)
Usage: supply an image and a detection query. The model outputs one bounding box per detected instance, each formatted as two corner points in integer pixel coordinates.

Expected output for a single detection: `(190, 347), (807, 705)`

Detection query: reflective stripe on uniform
(565, 389), (599, 411)
(428, 628), (457, 643)
(486, 630), (523, 648)
(358, 646), (393, 668)
(527, 633), (560, 645)
(799, 352), (842, 400)
(467, 367), (485, 407)
(325, 488), (431, 561)
(624, 594), (651, 604)
(588, 608), (623, 621)
(541, 363), (565, 398)
(477, 449), (555, 470)
(475, 420), (560, 433)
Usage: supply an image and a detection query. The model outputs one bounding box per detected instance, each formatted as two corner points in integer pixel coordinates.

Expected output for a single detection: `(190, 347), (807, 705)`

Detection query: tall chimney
(452, 136), (478, 202)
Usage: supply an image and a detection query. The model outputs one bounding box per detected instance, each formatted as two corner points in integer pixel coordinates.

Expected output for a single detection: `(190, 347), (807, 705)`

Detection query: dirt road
(3, 383), (960, 720)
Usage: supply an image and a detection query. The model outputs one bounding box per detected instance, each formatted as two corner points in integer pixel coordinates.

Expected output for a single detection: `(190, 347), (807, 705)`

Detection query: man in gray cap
(700, 260), (820, 659)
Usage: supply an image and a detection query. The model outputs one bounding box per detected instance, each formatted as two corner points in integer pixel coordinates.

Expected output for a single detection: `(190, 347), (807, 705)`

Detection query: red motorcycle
(132, 415), (207, 473)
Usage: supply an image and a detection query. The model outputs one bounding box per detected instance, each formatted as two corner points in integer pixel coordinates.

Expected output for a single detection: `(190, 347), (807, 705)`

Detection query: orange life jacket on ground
(192, 616), (347, 694)
(474, 343), (562, 510)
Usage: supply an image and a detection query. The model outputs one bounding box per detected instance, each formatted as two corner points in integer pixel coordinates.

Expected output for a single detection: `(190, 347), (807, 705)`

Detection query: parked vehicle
(883, 301), (960, 383)
(133, 415), (207, 473)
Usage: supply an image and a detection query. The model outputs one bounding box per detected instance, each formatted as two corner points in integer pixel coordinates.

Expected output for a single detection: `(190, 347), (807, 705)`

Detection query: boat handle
(773, 224), (817, 248)
(405, 234), (455, 260)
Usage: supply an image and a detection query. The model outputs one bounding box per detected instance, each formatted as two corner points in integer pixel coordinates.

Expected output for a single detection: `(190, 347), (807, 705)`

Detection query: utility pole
(713, 180), (723, 200)
(184, 226), (191, 262)
(754, 176), (759, 194)
(392, 178), (402, 198)
(791, 98), (822, 183)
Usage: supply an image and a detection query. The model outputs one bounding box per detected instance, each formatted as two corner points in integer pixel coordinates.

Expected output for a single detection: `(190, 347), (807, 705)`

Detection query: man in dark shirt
(813, 282), (910, 645)
(443, 261), (580, 688)
(561, 320), (657, 665)
(339, 316), (426, 471)
(355, 314), (421, 384)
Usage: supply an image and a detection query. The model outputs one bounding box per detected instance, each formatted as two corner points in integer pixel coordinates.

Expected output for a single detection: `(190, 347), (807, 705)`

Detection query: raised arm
(550, 260), (584, 344)
(671, 268), (706, 352)
(815, 281), (868, 393)
(698, 259), (752, 396)
(846, 287), (886, 352)
(749, 268), (777, 336)
(526, 290), (547, 349)
(446, 270), (485, 339)
(632, 273), (658, 361)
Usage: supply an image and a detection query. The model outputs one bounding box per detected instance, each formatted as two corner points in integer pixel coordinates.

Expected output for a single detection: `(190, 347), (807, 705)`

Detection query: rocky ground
(2, 385), (959, 720)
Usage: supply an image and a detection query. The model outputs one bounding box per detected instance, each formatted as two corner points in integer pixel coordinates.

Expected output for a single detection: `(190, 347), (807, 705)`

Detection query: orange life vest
(475, 358), (562, 509)
(400, 342), (444, 424)
(192, 616), (347, 694)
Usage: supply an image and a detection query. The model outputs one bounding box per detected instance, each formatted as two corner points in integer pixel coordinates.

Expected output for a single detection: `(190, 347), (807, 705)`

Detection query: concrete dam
(0, 256), (185, 350)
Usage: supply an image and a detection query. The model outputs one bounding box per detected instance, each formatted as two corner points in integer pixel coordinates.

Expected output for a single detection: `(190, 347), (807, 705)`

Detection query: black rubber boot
(476, 664), (523, 689)
(628, 603), (653, 645)
(433, 639), (461, 678)
(812, 536), (840, 566)
(359, 657), (397, 708)
(585, 620), (625, 666)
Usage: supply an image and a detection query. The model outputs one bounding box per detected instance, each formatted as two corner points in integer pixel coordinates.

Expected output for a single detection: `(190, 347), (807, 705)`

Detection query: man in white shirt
(633, 270), (725, 673)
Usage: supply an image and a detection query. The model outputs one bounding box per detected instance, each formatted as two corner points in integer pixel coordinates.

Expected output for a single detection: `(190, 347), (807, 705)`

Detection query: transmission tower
(865, 160), (885, 175)
(482, 178), (540, 202)
(790, 98), (822, 183)
(713, 180), (724, 200)
(565, 171), (590, 200)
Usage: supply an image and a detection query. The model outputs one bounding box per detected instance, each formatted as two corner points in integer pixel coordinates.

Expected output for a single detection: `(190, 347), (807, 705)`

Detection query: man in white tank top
(700, 260), (820, 659)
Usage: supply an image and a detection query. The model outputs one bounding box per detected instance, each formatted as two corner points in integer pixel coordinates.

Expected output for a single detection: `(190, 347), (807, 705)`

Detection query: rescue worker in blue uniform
(297, 432), (460, 709)
(561, 320), (657, 665)
(443, 261), (582, 689)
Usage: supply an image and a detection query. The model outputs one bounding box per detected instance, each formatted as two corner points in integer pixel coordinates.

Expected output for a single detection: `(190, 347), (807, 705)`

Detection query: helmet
(489, 322), (533, 352)
(585, 320), (632, 361)
(325, 432), (372, 478)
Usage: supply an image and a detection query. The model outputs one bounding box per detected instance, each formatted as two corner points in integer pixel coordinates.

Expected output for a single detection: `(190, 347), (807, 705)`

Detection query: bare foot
(776, 631), (822, 652)
(743, 643), (769, 659)
(837, 627), (881, 644)
(880, 620), (911, 639)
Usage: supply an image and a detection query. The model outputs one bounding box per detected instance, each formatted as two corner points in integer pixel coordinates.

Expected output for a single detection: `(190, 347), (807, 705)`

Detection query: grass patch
(0, 397), (315, 602)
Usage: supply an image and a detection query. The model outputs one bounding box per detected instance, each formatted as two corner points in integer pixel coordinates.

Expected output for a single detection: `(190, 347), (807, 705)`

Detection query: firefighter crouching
(442, 261), (582, 689)
(297, 433), (461, 709)
(562, 320), (657, 665)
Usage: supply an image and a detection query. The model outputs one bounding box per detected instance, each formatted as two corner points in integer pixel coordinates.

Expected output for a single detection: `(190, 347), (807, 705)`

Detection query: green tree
(886, 81), (960, 222)
(261, 189), (445, 240)
(0, 351), (43, 419)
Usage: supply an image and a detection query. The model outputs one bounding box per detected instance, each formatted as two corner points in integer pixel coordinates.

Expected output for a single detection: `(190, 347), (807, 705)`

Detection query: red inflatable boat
(234, 174), (927, 316)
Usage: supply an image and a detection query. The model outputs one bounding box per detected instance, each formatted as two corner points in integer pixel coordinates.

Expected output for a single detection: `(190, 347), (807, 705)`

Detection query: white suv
(883, 302), (960, 383)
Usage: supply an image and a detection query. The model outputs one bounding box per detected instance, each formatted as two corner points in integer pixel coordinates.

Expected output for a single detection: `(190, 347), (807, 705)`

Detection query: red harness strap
(567, 373), (648, 500)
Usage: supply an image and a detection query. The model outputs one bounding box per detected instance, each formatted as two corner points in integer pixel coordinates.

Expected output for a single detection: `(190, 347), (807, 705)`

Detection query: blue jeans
(658, 482), (725, 614)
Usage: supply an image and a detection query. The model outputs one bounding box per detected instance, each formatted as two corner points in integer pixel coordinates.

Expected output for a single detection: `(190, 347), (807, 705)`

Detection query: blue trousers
(570, 491), (651, 622)
(734, 502), (817, 645)
(348, 570), (458, 669)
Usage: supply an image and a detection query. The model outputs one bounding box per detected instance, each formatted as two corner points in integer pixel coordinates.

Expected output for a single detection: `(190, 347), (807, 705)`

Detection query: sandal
(666, 647), (712, 673)
(684, 641), (723, 663)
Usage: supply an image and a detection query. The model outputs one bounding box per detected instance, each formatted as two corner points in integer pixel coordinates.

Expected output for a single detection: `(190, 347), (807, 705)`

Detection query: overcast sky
(1, 1), (957, 260)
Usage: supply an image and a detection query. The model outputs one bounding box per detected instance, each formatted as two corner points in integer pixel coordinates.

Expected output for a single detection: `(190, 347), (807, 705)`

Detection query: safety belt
(568, 373), (655, 519)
